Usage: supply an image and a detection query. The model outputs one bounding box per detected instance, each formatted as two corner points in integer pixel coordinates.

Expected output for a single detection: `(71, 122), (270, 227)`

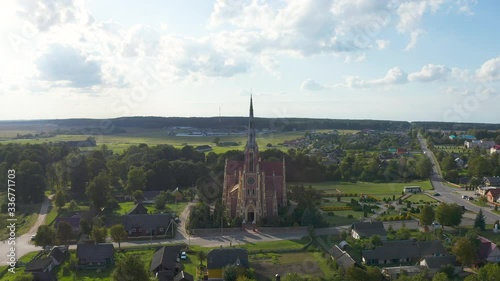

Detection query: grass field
(118, 201), (188, 216)
(0, 129), (308, 154)
(404, 193), (438, 204)
(294, 181), (433, 199)
(0, 197), (42, 240)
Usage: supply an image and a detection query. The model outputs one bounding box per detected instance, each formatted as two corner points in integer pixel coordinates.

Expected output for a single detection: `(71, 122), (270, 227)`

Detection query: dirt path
(0, 195), (52, 264)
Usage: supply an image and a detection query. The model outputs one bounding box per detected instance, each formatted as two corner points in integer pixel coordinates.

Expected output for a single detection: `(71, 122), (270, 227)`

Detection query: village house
(381, 266), (423, 280)
(483, 176), (500, 187)
(330, 245), (357, 270)
(491, 145), (500, 154)
(76, 243), (115, 269)
(351, 221), (387, 240)
(149, 246), (184, 281)
(362, 240), (447, 266)
(477, 236), (500, 265)
(55, 214), (81, 234)
(123, 213), (174, 236)
(127, 203), (149, 215)
(207, 248), (249, 279)
(403, 186), (422, 194)
(419, 255), (462, 277)
(465, 139), (496, 149)
(485, 189), (500, 204)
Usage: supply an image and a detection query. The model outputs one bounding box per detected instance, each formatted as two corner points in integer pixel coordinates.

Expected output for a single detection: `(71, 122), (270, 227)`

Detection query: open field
(118, 201), (188, 216)
(293, 181), (433, 199)
(0, 196), (42, 240)
(404, 193), (438, 204)
(0, 129), (308, 154)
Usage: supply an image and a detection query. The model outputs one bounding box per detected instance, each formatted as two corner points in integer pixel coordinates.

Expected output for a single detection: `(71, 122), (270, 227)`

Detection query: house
(25, 257), (54, 273)
(76, 243), (114, 269)
(465, 140), (496, 149)
(330, 245), (357, 270)
(362, 240), (447, 266)
(455, 158), (465, 167)
(419, 255), (462, 276)
(123, 214), (173, 236)
(195, 145), (212, 152)
(485, 189), (500, 204)
(484, 176), (500, 187)
(396, 148), (408, 155)
(351, 221), (387, 240)
(127, 203), (149, 215)
(381, 266), (423, 280)
(173, 271), (194, 281)
(403, 186), (422, 194)
(48, 246), (68, 266)
(150, 246), (183, 280)
(173, 187), (184, 202)
(55, 214), (81, 234)
(143, 191), (162, 202)
(207, 248), (249, 279)
(491, 145), (500, 154)
(32, 272), (58, 281)
(477, 236), (500, 265)
(476, 186), (495, 196)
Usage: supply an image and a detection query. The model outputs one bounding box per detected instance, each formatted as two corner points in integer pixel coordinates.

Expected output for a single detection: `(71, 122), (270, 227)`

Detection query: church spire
(245, 95), (258, 172)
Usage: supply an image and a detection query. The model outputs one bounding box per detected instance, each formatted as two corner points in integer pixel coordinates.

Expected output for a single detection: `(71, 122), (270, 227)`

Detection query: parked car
(468, 197), (474, 201)
(462, 195), (469, 199)
(180, 252), (187, 260)
(31, 234), (36, 241)
(433, 193), (440, 196)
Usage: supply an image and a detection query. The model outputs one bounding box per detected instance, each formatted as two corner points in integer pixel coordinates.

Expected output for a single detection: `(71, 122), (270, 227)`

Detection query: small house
(419, 255), (462, 276)
(55, 214), (81, 234)
(207, 248), (249, 279)
(123, 214), (173, 236)
(330, 245), (357, 270)
(173, 271), (194, 281)
(351, 221), (387, 240)
(485, 189), (500, 204)
(477, 236), (500, 265)
(362, 240), (447, 266)
(76, 243), (114, 269)
(150, 245), (183, 279)
(382, 266), (423, 280)
(48, 246), (68, 266)
(25, 257), (54, 273)
(484, 176), (500, 187)
(403, 186), (422, 194)
(127, 203), (149, 215)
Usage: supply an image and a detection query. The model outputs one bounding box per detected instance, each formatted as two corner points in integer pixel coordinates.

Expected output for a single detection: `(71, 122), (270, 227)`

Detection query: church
(222, 97), (287, 223)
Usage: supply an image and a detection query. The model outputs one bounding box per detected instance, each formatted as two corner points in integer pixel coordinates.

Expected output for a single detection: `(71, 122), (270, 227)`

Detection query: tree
(196, 251), (207, 267)
(371, 235), (383, 247)
(13, 273), (34, 281)
(465, 263), (500, 281)
(34, 225), (55, 248)
(415, 156), (433, 178)
(154, 192), (168, 210)
(54, 189), (66, 211)
(222, 264), (238, 281)
(86, 171), (111, 211)
(56, 221), (73, 246)
(474, 209), (486, 231)
(396, 226), (411, 240)
(420, 205), (435, 227)
(213, 137), (220, 145)
(91, 226), (108, 244)
(80, 218), (92, 235)
(110, 224), (128, 249)
(301, 208), (313, 226)
(111, 254), (149, 281)
(126, 166), (147, 193)
(452, 236), (478, 266)
(435, 203), (463, 227)
(132, 190), (144, 201)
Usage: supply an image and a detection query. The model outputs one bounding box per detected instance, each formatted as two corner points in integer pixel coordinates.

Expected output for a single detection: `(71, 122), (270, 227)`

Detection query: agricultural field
(294, 181), (433, 200)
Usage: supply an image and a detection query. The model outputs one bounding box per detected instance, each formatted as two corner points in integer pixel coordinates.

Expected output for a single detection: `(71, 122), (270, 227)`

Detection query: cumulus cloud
(35, 44), (102, 87)
(301, 79), (325, 91)
(476, 57), (500, 81)
(375, 40), (389, 50)
(404, 29), (425, 51)
(408, 64), (450, 82)
(337, 67), (408, 88)
(259, 55), (280, 78)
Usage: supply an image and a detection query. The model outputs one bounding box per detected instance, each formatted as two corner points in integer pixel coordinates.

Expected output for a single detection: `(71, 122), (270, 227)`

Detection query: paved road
(1, 196), (52, 265)
(418, 134), (499, 224)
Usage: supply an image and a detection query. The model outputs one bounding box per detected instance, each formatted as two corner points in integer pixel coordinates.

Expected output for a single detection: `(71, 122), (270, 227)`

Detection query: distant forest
(1, 117), (499, 132)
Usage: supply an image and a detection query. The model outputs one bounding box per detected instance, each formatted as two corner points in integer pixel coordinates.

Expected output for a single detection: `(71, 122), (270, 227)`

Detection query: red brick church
(222, 97), (287, 223)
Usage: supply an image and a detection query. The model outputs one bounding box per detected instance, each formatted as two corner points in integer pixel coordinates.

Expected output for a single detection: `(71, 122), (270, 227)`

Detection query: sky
(0, 0), (499, 123)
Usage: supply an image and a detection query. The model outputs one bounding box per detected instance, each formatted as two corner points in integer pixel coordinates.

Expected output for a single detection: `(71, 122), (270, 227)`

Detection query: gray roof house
(362, 240), (447, 266)
(150, 246), (183, 275)
(330, 245), (357, 270)
(25, 257), (54, 273)
(351, 221), (387, 240)
(127, 203), (149, 215)
(49, 246), (68, 266)
(76, 243), (115, 269)
(419, 255), (462, 276)
(123, 213), (173, 236)
(484, 176), (500, 187)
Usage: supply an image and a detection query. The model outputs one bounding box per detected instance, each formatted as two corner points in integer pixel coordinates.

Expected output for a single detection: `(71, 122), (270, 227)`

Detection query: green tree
(452, 237), (478, 266)
(396, 226), (411, 240)
(420, 204), (435, 226)
(223, 264), (238, 281)
(474, 209), (486, 231)
(301, 208), (314, 226)
(111, 254), (149, 281)
(13, 273), (34, 281)
(133, 190), (144, 201)
(17, 160), (46, 203)
(371, 235), (383, 247)
(415, 156), (433, 178)
(54, 189), (66, 211)
(196, 251), (207, 266)
(91, 226), (108, 244)
(110, 224), (128, 249)
(80, 218), (92, 235)
(56, 221), (73, 246)
(464, 263), (500, 281)
(154, 192), (168, 210)
(34, 225), (56, 248)
(126, 166), (147, 193)
(86, 171), (111, 211)
(435, 203), (463, 227)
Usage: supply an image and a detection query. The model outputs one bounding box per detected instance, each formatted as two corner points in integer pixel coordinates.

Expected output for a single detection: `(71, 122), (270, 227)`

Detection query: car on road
(180, 251), (187, 260)
(462, 195), (469, 199)
(433, 193), (440, 196)
(468, 197), (474, 201)
(31, 234), (36, 241)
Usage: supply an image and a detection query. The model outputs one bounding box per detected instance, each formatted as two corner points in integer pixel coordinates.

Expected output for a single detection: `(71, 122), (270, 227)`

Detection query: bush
(327, 212), (335, 216)
(347, 214), (353, 219)
(62, 264), (70, 276)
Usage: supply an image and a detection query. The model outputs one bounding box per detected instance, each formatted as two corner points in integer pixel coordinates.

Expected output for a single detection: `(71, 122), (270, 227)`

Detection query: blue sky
(0, 0), (499, 123)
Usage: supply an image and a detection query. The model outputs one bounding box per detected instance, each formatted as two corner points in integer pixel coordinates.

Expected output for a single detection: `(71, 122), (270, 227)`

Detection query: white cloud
(259, 54), (280, 78)
(408, 64), (450, 82)
(375, 39), (389, 50)
(301, 79), (325, 91)
(476, 57), (500, 82)
(35, 44), (102, 88)
(337, 67), (408, 88)
(404, 29), (425, 51)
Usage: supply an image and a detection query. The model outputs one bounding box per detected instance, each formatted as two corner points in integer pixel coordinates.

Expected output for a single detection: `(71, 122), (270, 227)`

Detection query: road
(418, 134), (499, 224)
(1, 196), (52, 265)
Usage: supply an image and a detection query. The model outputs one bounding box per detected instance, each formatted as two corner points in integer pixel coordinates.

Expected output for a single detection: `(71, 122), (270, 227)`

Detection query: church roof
(261, 161), (284, 176)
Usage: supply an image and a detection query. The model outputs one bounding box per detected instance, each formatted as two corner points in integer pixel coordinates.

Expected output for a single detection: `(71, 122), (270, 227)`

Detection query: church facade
(222, 98), (287, 223)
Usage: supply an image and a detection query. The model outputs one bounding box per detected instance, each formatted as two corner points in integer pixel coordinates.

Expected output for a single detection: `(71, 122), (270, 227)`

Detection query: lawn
(118, 201), (188, 216)
(0, 198), (42, 240)
(404, 193), (438, 204)
(294, 181), (433, 199)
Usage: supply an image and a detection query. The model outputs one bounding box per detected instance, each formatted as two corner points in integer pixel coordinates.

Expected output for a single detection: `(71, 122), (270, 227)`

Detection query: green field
(118, 201), (188, 216)
(404, 193), (438, 204)
(294, 181), (433, 199)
